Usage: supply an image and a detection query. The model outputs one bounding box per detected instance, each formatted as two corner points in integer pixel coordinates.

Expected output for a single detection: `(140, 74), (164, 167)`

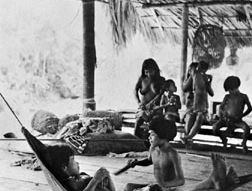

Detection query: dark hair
(186, 62), (198, 78)
(46, 144), (75, 179)
(223, 76), (241, 91)
(149, 117), (177, 141)
(141, 58), (160, 78)
(164, 79), (176, 89)
(189, 62), (198, 69)
(198, 61), (209, 71)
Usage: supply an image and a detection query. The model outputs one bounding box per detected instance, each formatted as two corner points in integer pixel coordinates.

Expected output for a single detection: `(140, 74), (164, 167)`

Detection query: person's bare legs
(184, 112), (204, 140)
(235, 121), (250, 152)
(210, 154), (227, 191)
(191, 153), (226, 191)
(225, 166), (240, 186)
(213, 120), (227, 148)
(181, 112), (196, 145)
(105, 171), (116, 191)
(191, 177), (214, 190)
(184, 112), (196, 135)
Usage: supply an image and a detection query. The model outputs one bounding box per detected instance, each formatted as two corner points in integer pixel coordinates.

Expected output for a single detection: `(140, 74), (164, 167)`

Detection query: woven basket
(31, 110), (59, 134)
(192, 24), (226, 69)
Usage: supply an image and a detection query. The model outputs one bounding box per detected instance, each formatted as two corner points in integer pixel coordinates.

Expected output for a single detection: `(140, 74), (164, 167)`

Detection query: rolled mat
(83, 110), (123, 130)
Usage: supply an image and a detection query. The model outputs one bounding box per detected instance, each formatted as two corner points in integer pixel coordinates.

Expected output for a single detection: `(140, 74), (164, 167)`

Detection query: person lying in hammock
(46, 144), (116, 191)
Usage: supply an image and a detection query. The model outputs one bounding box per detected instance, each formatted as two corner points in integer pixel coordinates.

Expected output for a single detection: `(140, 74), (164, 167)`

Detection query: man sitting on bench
(213, 76), (252, 152)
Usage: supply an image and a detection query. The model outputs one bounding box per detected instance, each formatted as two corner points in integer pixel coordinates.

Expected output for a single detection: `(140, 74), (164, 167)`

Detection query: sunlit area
(1, 0), (252, 191)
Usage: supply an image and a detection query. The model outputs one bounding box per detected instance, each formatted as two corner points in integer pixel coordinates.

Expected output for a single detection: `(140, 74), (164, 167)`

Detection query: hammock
(21, 127), (68, 191)
(22, 126), (252, 191)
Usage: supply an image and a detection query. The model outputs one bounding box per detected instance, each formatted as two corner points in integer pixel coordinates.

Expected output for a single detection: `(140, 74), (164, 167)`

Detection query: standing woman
(134, 58), (165, 138)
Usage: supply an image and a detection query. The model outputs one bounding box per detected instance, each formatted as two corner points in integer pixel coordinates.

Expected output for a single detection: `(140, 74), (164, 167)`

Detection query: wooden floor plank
(1, 147), (252, 191)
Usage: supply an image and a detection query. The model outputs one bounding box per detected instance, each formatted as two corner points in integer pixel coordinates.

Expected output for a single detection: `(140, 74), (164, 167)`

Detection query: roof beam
(150, 8), (165, 37)
(243, 5), (252, 29)
(142, 0), (252, 8)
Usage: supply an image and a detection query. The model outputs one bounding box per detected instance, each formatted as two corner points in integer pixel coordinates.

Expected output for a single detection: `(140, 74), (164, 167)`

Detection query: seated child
(153, 79), (181, 122)
(124, 117), (185, 191)
(46, 144), (116, 191)
(213, 76), (252, 152)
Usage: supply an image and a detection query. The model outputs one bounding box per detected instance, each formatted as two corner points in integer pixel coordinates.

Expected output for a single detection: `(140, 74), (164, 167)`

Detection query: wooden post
(180, 4), (189, 105)
(82, 0), (96, 112)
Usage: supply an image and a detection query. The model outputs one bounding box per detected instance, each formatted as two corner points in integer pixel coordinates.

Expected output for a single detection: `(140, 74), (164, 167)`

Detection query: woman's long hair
(141, 58), (160, 79)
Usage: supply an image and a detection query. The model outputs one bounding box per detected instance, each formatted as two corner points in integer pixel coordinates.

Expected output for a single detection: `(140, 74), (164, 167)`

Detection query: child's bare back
(222, 92), (250, 121)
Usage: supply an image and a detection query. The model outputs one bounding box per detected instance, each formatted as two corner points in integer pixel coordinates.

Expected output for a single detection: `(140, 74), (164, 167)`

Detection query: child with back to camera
(213, 76), (252, 152)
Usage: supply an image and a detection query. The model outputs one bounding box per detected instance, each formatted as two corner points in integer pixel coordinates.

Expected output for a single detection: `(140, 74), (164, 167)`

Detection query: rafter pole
(180, 4), (189, 105)
(82, 0), (96, 112)
(243, 5), (252, 29)
(142, 0), (252, 8)
(197, 7), (204, 25)
(150, 8), (165, 38)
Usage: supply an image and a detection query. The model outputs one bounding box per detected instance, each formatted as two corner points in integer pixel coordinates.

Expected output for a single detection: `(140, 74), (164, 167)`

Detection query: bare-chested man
(124, 117), (185, 191)
(123, 117), (250, 191)
(213, 76), (252, 152)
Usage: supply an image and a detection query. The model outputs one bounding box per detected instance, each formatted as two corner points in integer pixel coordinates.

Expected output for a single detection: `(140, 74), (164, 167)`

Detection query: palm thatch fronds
(108, 0), (142, 46)
(107, 0), (252, 48)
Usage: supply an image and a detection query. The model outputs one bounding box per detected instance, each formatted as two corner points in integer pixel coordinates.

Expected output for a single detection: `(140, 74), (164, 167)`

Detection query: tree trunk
(82, 0), (96, 112)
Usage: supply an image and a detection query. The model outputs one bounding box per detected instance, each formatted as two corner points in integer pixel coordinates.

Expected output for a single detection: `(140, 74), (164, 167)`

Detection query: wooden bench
(120, 110), (252, 142)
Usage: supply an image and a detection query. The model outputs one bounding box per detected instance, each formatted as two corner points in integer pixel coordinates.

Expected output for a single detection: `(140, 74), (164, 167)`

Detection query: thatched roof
(106, 0), (252, 48)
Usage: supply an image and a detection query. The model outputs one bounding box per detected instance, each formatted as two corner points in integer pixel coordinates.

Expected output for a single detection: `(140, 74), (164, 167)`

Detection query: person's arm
(176, 95), (182, 110)
(83, 168), (110, 191)
(160, 94), (165, 106)
(219, 95), (228, 118)
(206, 82), (214, 97)
(128, 157), (153, 168)
(152, 95), (166, 111)
(205, 74), (214, 97)
(145, 91), (164, 111)
(182, 75), (193, 92)
(134, 77), (142, 105)
(242, 94), (252, 117)
(207, 85), (214, 97)
(160, 152), (185, 188)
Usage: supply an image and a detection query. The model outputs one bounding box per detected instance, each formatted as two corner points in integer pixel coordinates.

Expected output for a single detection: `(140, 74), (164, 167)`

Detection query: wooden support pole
(180, 4), (189, 105)
(82, 0), (96, 112)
